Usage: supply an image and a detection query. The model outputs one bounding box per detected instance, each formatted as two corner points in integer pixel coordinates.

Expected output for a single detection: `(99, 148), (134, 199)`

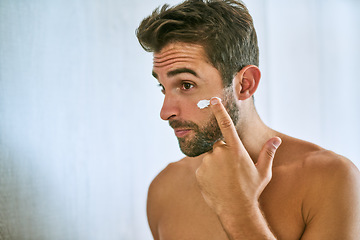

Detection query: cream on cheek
(197, 99), (210, 109)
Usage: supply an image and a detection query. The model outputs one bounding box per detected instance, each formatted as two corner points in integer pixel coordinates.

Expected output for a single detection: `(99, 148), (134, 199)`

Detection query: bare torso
(147, 135), (360, 239)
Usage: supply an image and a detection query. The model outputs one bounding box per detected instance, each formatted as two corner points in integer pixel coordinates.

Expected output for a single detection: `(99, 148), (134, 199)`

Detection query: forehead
(153, 42), (209, 69)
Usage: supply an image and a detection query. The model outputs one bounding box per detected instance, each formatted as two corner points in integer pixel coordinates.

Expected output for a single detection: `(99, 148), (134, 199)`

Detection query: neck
(235, 100), (277, 163)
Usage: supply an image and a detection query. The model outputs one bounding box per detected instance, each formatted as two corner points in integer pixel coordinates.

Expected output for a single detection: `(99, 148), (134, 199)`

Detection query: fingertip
(210, 97), (222, 106)
(272, 137), (282, 149)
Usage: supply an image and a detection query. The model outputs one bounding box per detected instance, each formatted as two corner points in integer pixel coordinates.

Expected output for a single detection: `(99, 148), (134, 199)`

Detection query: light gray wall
(0, 0), (359, 239)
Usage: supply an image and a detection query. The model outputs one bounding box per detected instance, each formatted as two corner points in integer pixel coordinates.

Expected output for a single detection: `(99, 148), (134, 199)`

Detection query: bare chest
(157, 171), (306, 240)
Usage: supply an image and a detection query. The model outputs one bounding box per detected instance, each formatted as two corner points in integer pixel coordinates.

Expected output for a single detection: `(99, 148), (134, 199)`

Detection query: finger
(210, 97), (241, 148)
(256, 137), (282, 179)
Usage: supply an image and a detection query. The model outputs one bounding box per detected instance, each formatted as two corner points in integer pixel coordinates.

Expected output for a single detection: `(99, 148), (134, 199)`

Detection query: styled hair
(136, 0), (259, 87)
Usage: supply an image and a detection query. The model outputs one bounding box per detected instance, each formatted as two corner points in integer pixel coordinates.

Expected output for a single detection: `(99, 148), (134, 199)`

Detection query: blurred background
(0, 0), (359, 239)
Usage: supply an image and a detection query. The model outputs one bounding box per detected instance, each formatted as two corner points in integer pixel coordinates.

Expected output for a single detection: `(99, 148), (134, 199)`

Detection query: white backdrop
(0, 0), (359, 239)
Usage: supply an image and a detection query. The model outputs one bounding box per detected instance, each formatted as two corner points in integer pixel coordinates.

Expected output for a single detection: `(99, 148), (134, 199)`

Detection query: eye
(181, 82), (194, 90)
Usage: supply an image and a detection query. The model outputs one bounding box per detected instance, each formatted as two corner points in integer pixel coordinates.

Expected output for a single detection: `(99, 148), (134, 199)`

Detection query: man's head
(137, 0), (261, 157)
(136, 0), (259, 87)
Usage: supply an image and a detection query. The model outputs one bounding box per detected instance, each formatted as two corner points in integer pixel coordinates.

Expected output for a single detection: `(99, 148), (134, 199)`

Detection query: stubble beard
(170, 89), (240, 157)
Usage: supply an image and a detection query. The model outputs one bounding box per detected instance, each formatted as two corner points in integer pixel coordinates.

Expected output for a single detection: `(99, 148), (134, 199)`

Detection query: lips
(174, 129), (192, 138)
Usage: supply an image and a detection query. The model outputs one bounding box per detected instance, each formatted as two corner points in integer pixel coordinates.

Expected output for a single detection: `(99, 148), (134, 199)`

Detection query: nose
(160, 95), (180, 120)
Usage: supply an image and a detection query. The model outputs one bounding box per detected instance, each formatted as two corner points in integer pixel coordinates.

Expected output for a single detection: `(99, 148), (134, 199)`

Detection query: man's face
(152, 42), (239, 157)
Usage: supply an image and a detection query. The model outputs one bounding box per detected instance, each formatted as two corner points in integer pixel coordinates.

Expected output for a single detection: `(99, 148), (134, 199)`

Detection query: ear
(233, 65), (261, 100)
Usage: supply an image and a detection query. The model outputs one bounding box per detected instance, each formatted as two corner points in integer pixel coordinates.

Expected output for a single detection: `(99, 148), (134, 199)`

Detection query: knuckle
(212, 142), (221, 149)
(195, 167), (203, 179)
(195, 168), (200, 176)
(266, 149), (275, 159)
(264, 170), (272, 180)
(219, 117), (233, 129)
(213, 140), (226, 148)
(212, 143), (227, 155)
(263, 173), (273, 184)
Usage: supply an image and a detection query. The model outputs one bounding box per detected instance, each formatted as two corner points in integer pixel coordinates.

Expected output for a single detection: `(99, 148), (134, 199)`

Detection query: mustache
(169, 120), (199, 130)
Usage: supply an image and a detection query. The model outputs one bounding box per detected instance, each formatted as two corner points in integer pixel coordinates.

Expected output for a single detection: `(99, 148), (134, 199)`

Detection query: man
(136, 0), (360, 239)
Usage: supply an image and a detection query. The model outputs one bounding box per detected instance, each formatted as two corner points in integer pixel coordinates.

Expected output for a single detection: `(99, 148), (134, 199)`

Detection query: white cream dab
(197, 99), (210, 109)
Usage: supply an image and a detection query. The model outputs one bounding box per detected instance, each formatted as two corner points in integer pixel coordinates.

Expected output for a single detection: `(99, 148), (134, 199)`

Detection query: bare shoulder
(301, 148), (360, 207)
(146, 156), (201, 239)
(148, 156), (201, 196)
(273, 135), (360, 238)
(293, 141), (360, 239)
(148, 156), (194, 205)
(281, 135), (360, 194)
(302, 147), (360, 186)
(276, 135), (359, 178)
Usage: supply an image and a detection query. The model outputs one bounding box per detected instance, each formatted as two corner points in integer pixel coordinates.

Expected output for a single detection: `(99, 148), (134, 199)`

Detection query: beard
(169, 88), (240, 157)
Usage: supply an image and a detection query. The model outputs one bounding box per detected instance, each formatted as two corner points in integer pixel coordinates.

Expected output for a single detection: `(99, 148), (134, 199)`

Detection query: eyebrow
(152, 68), (198, 79)
(168, 68), (198, 78)
(152, 71), (158, 79)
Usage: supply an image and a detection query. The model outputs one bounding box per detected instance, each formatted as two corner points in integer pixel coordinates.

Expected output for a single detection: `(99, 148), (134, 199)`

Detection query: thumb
(256, 137), (282, 179)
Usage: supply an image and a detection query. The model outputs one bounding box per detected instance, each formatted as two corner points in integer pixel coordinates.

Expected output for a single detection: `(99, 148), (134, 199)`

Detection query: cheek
(196, 109), (215, 128)
(182, 100), (211, 120)
(179, 99), (196, 112)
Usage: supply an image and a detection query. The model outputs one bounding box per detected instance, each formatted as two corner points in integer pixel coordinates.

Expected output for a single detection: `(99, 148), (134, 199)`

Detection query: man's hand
(195, 97), (281, 215)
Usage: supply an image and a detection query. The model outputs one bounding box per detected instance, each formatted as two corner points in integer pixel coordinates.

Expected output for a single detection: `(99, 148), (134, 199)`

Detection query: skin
(149, 42), (360, 240)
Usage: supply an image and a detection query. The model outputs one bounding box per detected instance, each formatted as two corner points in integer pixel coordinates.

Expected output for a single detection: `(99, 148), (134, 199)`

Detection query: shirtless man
(136, 0), (360, 239)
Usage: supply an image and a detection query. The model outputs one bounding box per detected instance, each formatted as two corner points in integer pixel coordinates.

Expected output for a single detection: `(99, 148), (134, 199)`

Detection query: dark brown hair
(136, 0), (259, 87)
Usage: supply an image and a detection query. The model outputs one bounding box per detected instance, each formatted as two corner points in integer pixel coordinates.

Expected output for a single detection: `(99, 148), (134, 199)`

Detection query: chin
(179, 144), (213, 157)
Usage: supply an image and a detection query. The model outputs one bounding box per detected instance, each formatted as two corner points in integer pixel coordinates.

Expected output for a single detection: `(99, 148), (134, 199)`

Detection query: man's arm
(300, 155), (360, 239)
(147, 178), (161, 240)
(148, 165), (176, 240)
(216, 202), (277, 240)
